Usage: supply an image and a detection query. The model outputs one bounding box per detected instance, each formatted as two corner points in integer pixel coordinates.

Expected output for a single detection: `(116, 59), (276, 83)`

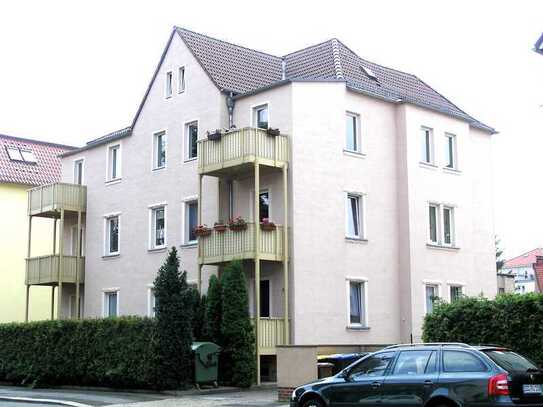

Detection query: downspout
(281, 57), (286, 80)
(226, 92), (236, 129)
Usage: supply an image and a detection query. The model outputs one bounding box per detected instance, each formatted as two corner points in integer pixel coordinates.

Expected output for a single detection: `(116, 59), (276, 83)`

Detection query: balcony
(25, 255), (85, 286)
(28, 183), (87, 217)
(198, 127), (288, 176)
(198, 223), (284, 265)
(251, 318), (288, 355)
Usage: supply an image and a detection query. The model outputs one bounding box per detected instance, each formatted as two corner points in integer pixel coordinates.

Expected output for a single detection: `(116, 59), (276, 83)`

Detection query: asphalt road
(1, 403), (65, 407)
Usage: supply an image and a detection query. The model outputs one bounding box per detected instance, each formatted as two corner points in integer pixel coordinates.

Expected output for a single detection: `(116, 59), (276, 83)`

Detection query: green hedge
(0, 317), (159, 389)
(423, 293), (543, 365)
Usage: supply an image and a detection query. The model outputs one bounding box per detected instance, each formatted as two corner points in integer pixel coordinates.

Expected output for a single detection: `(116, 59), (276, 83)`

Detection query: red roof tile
(503, 248), (543, 268)
(0, 134), (75, 186)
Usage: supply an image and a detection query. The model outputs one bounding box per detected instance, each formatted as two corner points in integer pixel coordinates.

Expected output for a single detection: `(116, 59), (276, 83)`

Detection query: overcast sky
(1, 1), (542, 258)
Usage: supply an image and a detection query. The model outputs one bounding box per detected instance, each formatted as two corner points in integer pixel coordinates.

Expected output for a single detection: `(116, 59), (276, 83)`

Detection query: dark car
(291, 342), (543, 407)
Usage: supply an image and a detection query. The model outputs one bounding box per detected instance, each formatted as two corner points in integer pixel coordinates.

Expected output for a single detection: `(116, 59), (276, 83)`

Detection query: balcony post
(51, 286), (55, 320)
(57, 208), (64, 319)
(25, 215), (32, 322)
(53, 218), (57, 255)
(254, 162), (261, 385)
(198, 174), (203, 292)
(75, 210), (82, 319)
(283, 163), (289, 344)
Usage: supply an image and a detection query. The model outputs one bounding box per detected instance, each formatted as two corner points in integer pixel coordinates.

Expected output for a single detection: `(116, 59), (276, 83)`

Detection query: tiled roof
(503, 248), (543, 269)
(62, 127), (131, 157)
(176, 28), (495, 133)
(0, 134), (75, 186)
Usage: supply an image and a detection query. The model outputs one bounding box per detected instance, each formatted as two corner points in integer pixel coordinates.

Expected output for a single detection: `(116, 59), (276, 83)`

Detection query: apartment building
(502, 248), (542, 293)
(0, 134), (75, 322)
(25, 27), (497, 380)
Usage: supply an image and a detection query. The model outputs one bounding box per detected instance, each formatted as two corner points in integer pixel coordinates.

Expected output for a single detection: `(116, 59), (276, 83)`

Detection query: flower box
(207, 129), (222, 141)
(228, 216), (247, 231)
(260, 218), (276, 231)
(194, 225), (212, 237)
(266, 128), (280, 137)
(213, 223), (227, 232)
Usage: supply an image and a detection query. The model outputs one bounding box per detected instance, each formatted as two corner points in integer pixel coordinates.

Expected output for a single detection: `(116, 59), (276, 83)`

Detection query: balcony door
(250, 189), (270, 222)
(260, 280), (270, 318)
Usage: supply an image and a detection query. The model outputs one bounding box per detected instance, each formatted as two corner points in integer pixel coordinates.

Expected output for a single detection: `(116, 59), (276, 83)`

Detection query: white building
(502, 248), (542, 293)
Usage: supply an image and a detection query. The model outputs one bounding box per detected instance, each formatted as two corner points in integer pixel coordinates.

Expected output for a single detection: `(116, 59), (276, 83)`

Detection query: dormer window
(5, 146), (37, 163)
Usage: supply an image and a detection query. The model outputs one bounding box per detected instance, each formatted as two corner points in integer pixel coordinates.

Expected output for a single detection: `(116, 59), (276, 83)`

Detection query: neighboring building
(534, 33), (543, 55)
(0, 134), (75, 322)
(497, 272), (515, 294)
(502, 248), (543, 293)
(27, 27), (497, 381)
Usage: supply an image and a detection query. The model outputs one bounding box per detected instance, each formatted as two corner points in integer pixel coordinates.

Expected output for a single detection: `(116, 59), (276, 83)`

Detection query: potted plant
(207, 129), (222, 141)
(228, 216), (247, 231)
(260, 218), (276, 231)
(194, 224), (212, 237)
(266, 128), (280, 137)
(213, 221), (227, 232)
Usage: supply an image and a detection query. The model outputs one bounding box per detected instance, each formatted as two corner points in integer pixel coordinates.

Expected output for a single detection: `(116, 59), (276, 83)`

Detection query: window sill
(105, 178), (122, 186)
(184, 157), (197, 163)
(343, 149), (366, 159)
(419, 161), (438, 170)
(346, 325), (370, 331)
(443, 167), (462, 175)
(426, 243), (460, 251)
(148, 246), (167, 253)
(180, 242), (198, 248)
(152, 167), (166, 172)
(102, 253), (120, 259)
(345, 237), (368, 244)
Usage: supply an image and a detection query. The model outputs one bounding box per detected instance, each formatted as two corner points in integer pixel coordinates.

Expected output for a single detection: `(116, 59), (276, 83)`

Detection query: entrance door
(260, 280), (270, 318)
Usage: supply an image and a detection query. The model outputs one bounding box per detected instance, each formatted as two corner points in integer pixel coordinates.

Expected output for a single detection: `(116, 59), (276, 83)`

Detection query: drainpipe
(226, 92), (235, 129)
(281, 57), (286, 80)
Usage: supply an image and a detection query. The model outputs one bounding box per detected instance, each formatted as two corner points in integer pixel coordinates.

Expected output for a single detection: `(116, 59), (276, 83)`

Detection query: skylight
(5, 146), (37, 163)
(361, 65), (378, 81)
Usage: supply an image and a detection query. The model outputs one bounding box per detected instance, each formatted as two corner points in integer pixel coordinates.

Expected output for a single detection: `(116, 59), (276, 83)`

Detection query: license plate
(523, 384), (542, 394)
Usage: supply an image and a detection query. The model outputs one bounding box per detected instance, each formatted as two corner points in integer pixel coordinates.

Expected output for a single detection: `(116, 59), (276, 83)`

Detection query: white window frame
(73, 157), (85, 185)
(420, 126), (434, 165)
(346, 277), (369, 328)
(147, 284), (156, 317)
(184, 120), (199, 161)
(165, 71), (173, 98)
(152, 130), (167, 170)
(178, 66), (186, 93)
(105, 143), (121, 183)
(447, 282), (465, 302)
(444, 133), (458, 169)
(423, 281), (442, 314)
(428, 203), (440, 244)
(345, 192), (366, 240)
(345, 111), (362, 153)
(428, 203), (456, 247)
(149, 203), (167, 250)
(183, 197), (198, 245)
(102, 288), (120, 317)
(442, 205), (455, 247)
(252, 103), (269, 129)
(103, 213), (121, 256)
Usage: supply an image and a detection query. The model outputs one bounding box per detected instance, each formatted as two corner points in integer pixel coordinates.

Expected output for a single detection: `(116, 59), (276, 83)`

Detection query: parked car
(291, 342), (543, 407)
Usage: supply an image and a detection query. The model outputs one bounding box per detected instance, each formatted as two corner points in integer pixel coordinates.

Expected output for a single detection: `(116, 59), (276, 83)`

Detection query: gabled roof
(0, 134), (76, 186)
(503, 248), (543, 269)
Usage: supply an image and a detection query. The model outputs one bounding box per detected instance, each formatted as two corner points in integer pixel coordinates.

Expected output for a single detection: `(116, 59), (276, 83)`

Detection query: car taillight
(489, 373), (510, 396)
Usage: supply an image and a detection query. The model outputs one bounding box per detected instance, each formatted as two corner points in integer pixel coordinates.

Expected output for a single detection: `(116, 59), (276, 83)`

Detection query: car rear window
(483, 350), (539, 372)
(443, 350), (487, 372)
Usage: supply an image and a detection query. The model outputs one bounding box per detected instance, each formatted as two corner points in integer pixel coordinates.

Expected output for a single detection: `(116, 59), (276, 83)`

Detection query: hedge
(0, 317), (159, 389)
(423, 293), (543, 365)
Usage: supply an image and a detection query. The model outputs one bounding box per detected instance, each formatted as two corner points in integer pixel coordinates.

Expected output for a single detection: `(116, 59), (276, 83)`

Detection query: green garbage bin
(192, 342), (220, 389)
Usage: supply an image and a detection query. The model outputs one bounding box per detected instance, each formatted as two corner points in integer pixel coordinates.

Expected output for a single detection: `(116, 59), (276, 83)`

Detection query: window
(428, 203), (456, 246)
(345, 113), (360, 152)
(260, 280), (271, 318)
(259, 190), (270, 222)
(148, 288), (156, 317)
(253, 104), (269, 129)
(442, 351), (487, 372)
(6, 146), (36, 163)
(346, 194), (363, 239)
(450, 285), (462, 302)
(498, 287), (505, 295)
(185, 201), (198, 244)
(104, 291), (118, 317)
(107, 144), (121, 181)
(150, 206), (166, 249)
(165, 71), (173, 98)
(178, 66), (185, 93)
(74, 159), (84, 185)
(186, 122), (198, 160)
(349, 280), (366, 327)
(444, 133), (457, 169)
(349, 352), (395, 380)
(425, 284), (438, 314)
(420, 127), (434, 164)
(153, 131), (166, 169)
(20, 150), (36, 163)
(392, 351), (436, 376)
(105, 215), (119, 255)
(6, 147), (23, 161)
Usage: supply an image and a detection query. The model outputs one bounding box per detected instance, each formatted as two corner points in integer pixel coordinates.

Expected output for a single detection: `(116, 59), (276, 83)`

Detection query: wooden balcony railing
(28, 183), (87, 216)
(251, 317), (288, 355)
(26, 255), (85, 285)
(198, 127), (288, 175)
(198, 223), (284, 265)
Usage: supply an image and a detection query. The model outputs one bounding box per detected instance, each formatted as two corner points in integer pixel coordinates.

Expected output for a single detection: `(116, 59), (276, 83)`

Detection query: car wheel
(302, 398), (325, 407)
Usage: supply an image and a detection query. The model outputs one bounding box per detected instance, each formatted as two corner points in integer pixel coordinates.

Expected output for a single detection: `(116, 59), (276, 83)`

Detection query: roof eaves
(232, 78), (347, 100)
(61, 128), (131, 158)
(0, 134), (77, 150)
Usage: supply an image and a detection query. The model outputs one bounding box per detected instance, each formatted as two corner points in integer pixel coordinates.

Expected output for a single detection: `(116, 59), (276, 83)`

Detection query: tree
(220, 261), (256, 387)
(153, 247), (193, 389)
(205, 274), (222, 344)
(496, 235), (505, 271)
(188, 287), (206, 341)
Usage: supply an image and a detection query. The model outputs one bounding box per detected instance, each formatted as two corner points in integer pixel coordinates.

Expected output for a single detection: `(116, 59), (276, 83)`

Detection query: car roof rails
(383, 342), (472, 350)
